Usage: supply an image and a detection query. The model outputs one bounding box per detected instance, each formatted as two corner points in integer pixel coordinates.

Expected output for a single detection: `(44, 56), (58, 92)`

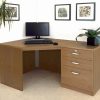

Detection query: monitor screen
(37, 22), (49, 36)
(25, 22), (37, 36)
(25, 22), (49, 36)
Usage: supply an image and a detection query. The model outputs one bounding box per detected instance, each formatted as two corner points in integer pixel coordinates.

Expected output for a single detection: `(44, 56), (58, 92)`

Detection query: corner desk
(0, 39), (100, 95)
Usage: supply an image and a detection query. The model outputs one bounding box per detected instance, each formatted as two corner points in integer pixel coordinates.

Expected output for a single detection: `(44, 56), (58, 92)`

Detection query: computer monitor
(25, 22), (49, 39)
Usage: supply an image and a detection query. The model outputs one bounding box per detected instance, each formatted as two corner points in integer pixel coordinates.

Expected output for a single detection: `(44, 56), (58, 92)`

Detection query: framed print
(55, 4), (71, 21)
(5, 3), (20, 21)
(76, 2), (95, 21)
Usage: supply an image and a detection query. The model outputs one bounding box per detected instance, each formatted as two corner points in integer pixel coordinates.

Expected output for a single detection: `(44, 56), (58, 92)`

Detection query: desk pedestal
(0, 45), (23, 90)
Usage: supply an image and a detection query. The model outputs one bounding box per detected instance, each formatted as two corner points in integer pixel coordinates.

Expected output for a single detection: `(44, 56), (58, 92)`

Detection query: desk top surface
(0, 39), (99, 51)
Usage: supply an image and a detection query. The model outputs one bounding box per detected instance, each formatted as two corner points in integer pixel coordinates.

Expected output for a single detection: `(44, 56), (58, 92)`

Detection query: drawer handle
(72, 53), (79, 55)
(72, 62), (79, 65)
(74, 50), (78, 52)
(71, 71), (80, 75)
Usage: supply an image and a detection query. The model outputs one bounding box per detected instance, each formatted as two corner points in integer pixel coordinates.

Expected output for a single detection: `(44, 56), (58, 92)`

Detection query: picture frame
(55, 4), (71, 21)
(5, 3), (20, 21)
(76, 2), (96, 21)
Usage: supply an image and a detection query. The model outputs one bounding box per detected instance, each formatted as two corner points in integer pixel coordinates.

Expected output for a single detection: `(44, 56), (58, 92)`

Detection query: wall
(0, 0), (100, 43)
(37, 0), (100, 41)
(0, 0), (37, 43)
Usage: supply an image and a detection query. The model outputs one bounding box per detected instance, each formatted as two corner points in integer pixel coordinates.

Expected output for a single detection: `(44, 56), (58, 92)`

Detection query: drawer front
(62, 48), (93, 60)
(62, 57), (93, 70)
(61, 67), (93, 91)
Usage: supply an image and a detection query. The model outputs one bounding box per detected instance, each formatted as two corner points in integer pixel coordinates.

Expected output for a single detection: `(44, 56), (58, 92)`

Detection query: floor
(0, 69), (100, 100)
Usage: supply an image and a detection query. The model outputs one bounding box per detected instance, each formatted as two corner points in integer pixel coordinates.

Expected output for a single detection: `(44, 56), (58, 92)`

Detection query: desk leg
(0, 45), (23, 90)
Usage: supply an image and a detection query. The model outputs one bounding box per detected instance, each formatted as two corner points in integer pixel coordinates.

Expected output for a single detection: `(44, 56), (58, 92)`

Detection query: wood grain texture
(62, 47), (93, 60)
(0, 45), (23, 90)
(23, 51), (35, 73)
(39, 50), (61, 73)
(61, 67), (93, 91)
(93, 47), (100, 93)
(2, 39), (97, 51)
(61, 83), (94, 96)
(61, 46), (100, 95)
(62, 56), (93, 71)
(0, 39), (100, 95)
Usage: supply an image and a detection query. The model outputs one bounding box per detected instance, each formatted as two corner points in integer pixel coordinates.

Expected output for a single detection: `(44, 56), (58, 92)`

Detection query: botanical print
(5, 3), (20, 21)
(58, 8), (67, 17)
(55, 4), (71, 20)
(9, 7), (17, 17)
(76, 2), (95, 20)
(79, 6), (91, 17)
(6, 7), (17, 17)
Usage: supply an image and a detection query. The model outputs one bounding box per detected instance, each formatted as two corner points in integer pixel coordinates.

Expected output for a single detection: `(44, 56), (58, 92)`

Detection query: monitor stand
(31, 36), (48, 40)
(26, 36), (49, 41)
(35, 36), (41, 39)
(28, 36), (41, 40)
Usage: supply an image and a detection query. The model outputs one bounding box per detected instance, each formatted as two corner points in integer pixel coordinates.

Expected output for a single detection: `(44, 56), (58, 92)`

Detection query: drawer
(62, 48), (93, 60)
(62, 57), (93, 70)
(61, 67), (93, 91)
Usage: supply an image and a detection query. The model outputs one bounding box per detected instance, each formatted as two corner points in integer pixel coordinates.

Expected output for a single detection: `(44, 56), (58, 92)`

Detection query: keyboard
(24, 39), (53, 44)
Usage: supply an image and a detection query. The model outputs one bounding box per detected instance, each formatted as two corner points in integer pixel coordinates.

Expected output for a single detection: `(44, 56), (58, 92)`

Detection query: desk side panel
(23, 51), (35, 73)
(0, 45), (23, 90)
(39, 50), (61, 73)
(94, 47), (100, 94)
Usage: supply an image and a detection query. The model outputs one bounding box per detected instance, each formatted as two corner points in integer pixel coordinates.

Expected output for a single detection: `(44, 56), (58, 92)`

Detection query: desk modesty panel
(0, 39), (100, 95)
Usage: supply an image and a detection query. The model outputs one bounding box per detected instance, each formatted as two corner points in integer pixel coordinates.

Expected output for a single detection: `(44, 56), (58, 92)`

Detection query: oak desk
(0, 39), (100, 95)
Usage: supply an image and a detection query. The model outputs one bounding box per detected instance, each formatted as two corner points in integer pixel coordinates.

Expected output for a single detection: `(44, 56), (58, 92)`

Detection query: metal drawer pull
(71, 71), (80, 75)
(74, 50), (78, 52)
(72, 53), (79, 55)
(72, 62), (79, 65)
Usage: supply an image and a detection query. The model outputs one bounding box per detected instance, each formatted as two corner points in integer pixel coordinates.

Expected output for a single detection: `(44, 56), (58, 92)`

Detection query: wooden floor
(0, 69), (100, 100)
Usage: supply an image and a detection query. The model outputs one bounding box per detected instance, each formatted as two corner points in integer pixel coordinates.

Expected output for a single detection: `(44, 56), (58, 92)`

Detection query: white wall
(0, 0), (100, 43)
(37, 0), (100, 41)
(0, 0), (37, 43)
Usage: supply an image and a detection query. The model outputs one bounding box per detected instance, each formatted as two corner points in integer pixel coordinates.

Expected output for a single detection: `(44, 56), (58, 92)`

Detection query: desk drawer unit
(62, 57), (93, 70)
(61, 47), (100, 95)
(62, 47), (93, 60)
(61, 67), (93, 91)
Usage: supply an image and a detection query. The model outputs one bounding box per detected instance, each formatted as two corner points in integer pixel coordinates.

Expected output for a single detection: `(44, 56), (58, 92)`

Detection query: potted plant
(0, 0), (13, 30)
(76, 27), (100, 46)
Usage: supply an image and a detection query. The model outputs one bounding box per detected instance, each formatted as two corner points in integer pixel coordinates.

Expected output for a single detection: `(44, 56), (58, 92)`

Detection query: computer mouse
(53, 42), (58, 45)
